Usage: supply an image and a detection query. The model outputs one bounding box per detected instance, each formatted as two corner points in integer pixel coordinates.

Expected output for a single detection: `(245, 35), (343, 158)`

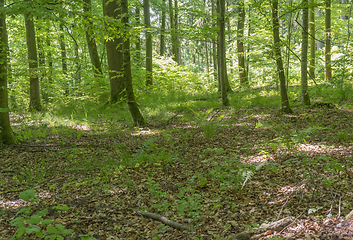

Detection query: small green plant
(9, 189), (74, 240)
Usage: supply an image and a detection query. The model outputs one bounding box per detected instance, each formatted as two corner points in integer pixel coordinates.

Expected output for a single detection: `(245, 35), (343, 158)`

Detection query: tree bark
(169, 0), (177, 62)
(309, 0), (315, 81)
(25, 10), (42, 111)
(144, 0), (153, 85)
(325, 0), (332, 81)
(272, 0), (293, 113)
(237, 0), (248, 86)
(83, 0), (103, 78)
(211, 2), (219, 89)
(301, 0), (310, 106)
(160, 0), (166, 56)
(219, 0), (229, 106)
(121, 0), (146, 126)
(135, 7), (141, 64)
(0, 0), (17, 144)
(103, 0), (125, 103)
(174, 0), (181, 64)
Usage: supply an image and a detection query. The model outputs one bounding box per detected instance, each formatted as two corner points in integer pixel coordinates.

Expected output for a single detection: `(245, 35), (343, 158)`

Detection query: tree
(237, 0), (248, 86)
(160, 0), (166, 56)
(83, 0), (103, 78)
(271, 0), (293, 113)
(309, 0), (315, 81)
(0, 0), (17, 145)
(219, 0), (229, 106)
(121, 0), (146, 125)
(301, 0), (310, 106)
(325, 0), (332, 81)
(169, 0), (177, 62)
(103, 0), (125, 103)
(144, 0), (153, 86)
(24, 3), (42, 111)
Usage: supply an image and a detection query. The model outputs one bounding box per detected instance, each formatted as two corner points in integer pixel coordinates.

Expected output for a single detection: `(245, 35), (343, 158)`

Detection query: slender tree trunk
(58, 22), (69, 95)
(174, 0), (181, 64)
(309, 0), (315, 81)
(285, 0), (292, 82)
(237, 0), (248, 86)
(325, 0), (332, 81)
(160, 0), (166, 56)
(0, 0), (16, 145)
(219, 0), (229, 106)
(301, 0), (310, 105)
(205, 42), (209, 74)
(46, 29), (53, 84)
(272, 0), (293, 113)
(25, 12), (42, 111)
(144, 0), (153, 85)
(169, 0), (177, 62)
(212, 2), (219, 89)
(121, 0), (146, 126)
(103, 0), (125, 103)
(135, 7), (142, 65)
(83, 0), (103, 78)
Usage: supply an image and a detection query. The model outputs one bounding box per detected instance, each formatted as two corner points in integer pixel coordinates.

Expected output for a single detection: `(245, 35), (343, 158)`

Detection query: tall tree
(121, 0), (146, 125)
(174, 0), (181, 64)
(25, 4), (42, 111)
(309, 0), (315, 80)
(219, 0), (229, 106)
(160, 0), (166, 56)
(237, 0), (248, 86)
(103, 0), (125, 103)
(83, 0), (103, 78)
(169, 0), (177, 62)
(325, 0), (332, 81)
(271, 0), (293, 113)
(135, 6), (141, 64)
(301, 0), (310, 105)
(0, 0), (17, 145)
(144, 0), (153, 85)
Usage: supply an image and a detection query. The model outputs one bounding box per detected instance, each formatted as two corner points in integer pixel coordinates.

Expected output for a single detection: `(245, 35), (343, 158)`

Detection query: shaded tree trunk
(25, 11), (42, 111)
(160, 0), (166, 56)
(83, 0), (103, 78)
(121, 0), (146, 126)
(212, 2), (219, 89)
(0, 0), (17, 145)
(144, 0), (153, 85)
(219, 0), (229, 106)
(271, 0), (293, 113)
(169, 0), (177, 62)
(237, 0), (248, 86)
(309, 0), (315, 81)
(135, 7), (142, 64)
(301, 0), (310, 105)
(174, 0), (181, 64)
(325, 0), (332, 81)
(103, 0), (125, 103)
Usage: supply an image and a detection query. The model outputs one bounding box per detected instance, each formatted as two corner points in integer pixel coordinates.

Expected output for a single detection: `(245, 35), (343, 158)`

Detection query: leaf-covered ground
(1, 104), (353, 240)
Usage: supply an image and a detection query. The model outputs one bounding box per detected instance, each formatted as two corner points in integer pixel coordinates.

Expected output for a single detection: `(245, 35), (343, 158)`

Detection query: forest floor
(1, 102), (353, 240)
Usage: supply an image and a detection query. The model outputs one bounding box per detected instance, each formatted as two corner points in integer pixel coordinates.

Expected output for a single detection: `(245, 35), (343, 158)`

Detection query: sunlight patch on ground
(70, 124), (91, 131)
(297, 144), (349, 154)
(242, 154), (274, 164)
(130, 128), (156, 136)
(0, 192), (52, 209)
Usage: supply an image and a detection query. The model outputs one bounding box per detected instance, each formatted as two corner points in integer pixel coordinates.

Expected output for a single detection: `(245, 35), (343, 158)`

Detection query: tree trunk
(135, 7), (142, 64)
(174, 0), (181, 64)
(285, 0), (292, 81)
(205, 42), (209, 74)
(160, 0), (166, 56)
(144, 0), (153, 85)
(121, 0), (146, 126)
(325, 0), (332, 81)
(25, 11), (42, 111)
(219, 0), (229, 106)
(309, 0), (315, 81)
(169, 0), (177, 62)
(0, 0), (17, 145)
(58, 22), (69, 95)
(212, 2), (219, 89)
(301, 0), (310, 106)
(83, 0), (103, 78)
(271, 0), (293, 113)
(103, 0), (125, 103)
(237, 0), (248, 86)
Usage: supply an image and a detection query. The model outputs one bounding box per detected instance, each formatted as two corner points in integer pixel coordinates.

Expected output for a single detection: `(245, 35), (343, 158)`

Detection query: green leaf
(47, 225), (59, 234)
(19, 189), (36, 201)
(42, 219), (53, 225)
(25, 224), (41, 234)
(35, 231), (44, 238)
(63, 229), (74, 235)
(38, 208), (48, 216)
(55, 224), (65, 232)
(26, 215), (42, 224)
(10, 217), (25, 227)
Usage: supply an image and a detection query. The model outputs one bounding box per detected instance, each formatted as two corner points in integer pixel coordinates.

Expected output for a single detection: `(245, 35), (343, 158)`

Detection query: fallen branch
(135, 210), (190, 231)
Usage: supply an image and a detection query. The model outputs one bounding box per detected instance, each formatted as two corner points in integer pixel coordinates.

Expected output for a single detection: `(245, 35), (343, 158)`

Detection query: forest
(0, 0), (353, 239)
